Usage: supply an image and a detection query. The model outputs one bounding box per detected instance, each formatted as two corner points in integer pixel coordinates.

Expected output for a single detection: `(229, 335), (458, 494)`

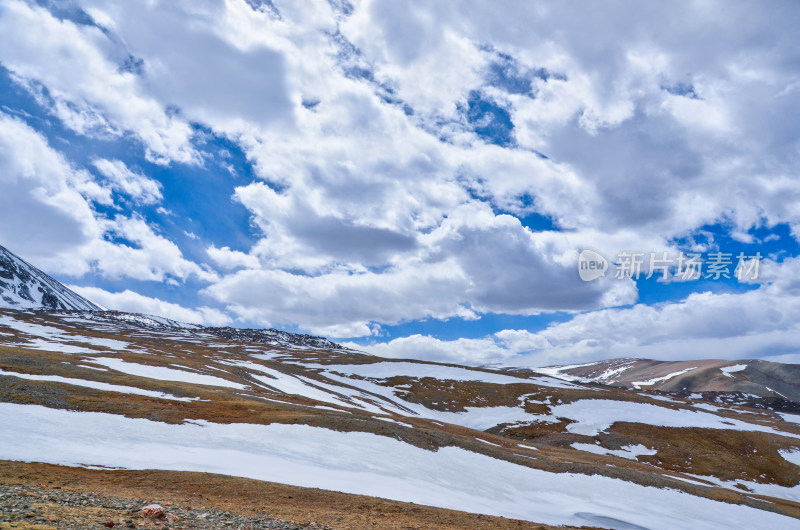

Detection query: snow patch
(781, 449), (800, 467)
(571, 443), (657, 461)
(780, 413), (800, 425)
(550, 399), (800, 439)
(631, 368), (696, 389)
(90, 357), (246, 389)
(721, 364), (747, 378)
(0, 370), (198, 401)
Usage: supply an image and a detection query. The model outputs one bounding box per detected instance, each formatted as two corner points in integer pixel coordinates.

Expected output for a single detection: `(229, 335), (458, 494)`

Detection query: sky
(1, 0), (799, 367)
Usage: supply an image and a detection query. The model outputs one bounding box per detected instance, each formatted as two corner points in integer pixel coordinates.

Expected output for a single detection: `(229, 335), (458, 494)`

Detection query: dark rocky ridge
(206, 326), (345, 350)
(47, 309), (349, 352)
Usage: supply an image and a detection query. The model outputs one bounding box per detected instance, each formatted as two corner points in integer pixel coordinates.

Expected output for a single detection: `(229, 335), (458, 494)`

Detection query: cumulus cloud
(204, 202), (639, 337)
(0, 112), (213, 285)
(183, 0), (800, 343)
(338, 0), (800, 238)
(348, 334), (513, 366)
(92, 159), (162, 205)
(80, 0), (294, 132)
(0, 0), (198, 164)
(206, 245), (261, 270)
(204, 262), (475, 338)
(0, 112), (100, 258)
(76, 216), (219, 283)
(360, 284), (800, 367)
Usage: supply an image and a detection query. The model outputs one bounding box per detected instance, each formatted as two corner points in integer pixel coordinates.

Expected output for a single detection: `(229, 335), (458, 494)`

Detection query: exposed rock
(140, 503), (165, 518)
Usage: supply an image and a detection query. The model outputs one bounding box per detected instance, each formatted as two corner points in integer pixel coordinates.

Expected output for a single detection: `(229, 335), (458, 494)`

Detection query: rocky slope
(0, 244), (101, 311)
(0, 483), (325, 530)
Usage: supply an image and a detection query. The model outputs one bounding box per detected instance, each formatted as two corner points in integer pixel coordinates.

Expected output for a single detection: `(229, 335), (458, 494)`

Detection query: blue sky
(1, 0), (800, 366)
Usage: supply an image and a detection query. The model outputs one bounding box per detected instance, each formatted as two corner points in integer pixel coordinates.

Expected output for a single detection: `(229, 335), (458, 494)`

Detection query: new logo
(578, 249), (608, 282)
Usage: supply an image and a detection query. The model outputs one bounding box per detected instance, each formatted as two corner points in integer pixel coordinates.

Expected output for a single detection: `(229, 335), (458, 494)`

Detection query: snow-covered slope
(2, 308), (800, 528)
(0, 244), (101, 311)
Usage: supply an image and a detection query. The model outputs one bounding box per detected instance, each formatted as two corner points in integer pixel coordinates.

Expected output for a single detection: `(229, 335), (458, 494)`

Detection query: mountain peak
(0, 244), (101, 311)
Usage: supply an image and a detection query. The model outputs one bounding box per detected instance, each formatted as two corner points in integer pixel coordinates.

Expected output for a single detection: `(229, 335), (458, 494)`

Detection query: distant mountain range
(539, 357), (800, 403)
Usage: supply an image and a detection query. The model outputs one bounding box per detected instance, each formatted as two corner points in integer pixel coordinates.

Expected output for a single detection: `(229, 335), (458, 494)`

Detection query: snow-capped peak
(0, 244), (101, 311)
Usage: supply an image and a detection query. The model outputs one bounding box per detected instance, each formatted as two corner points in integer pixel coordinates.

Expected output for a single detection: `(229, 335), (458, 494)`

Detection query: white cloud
(79, 0), (294, 134)
(206, 245), (260, 270)
(0, 112), (101, 259)
(0, 0), (198, 164)
(361, 284), (800, 367)
(68, 285), (231, 326)
(92, 158), (162, 205)
(204, 262), (475, 338)
(334, 0), (800, 240)
(348, 334), (513, 366)
(75, 216), (219, 283)
(0, 112), (213, 285)
(205, 202), (639, 337)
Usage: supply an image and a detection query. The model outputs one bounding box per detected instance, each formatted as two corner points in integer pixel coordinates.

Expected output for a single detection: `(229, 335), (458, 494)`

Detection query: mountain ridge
(50, 309), (348, 351)
(0, 244), (101, 312)
(539, 357), (800, 402)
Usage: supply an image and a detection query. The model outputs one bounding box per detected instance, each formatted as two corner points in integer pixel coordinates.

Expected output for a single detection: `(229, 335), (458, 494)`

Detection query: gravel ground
(0, 484), (329, 529)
